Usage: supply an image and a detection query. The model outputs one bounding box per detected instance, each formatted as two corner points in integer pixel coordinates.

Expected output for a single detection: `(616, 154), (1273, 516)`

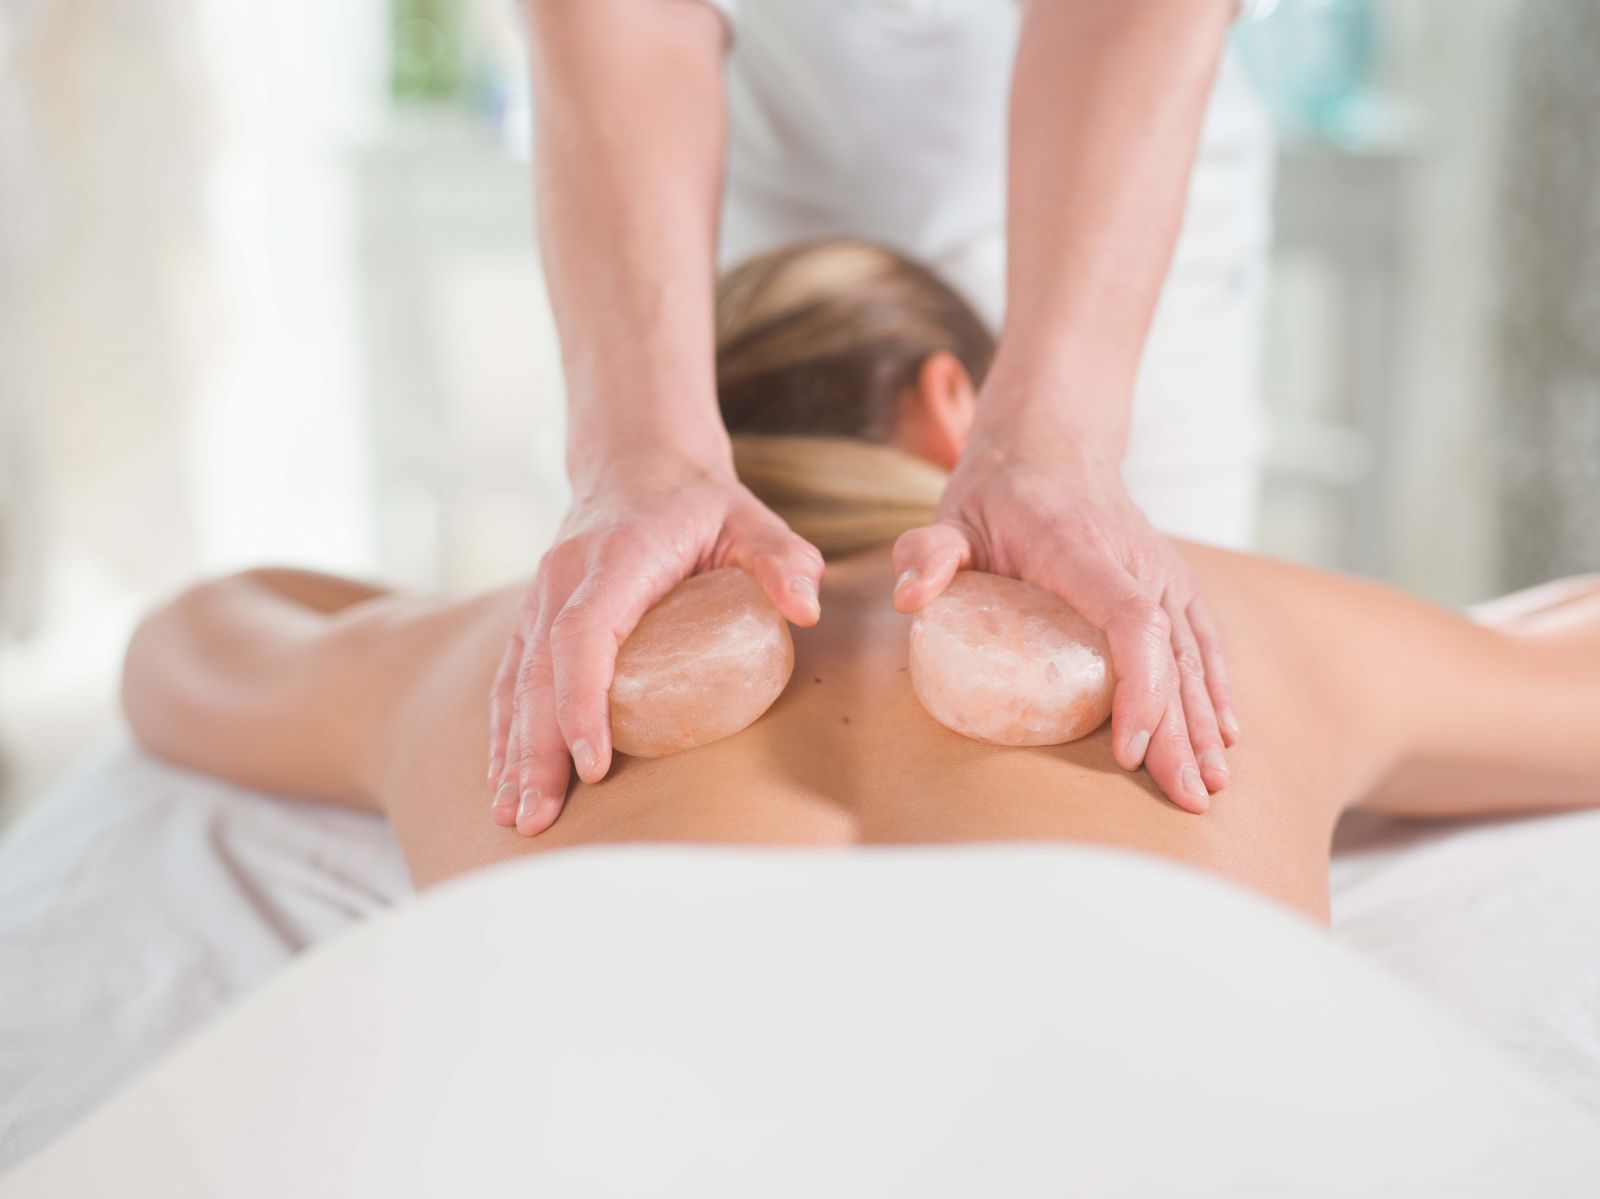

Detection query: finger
(548, 557), (683, 784)
(1141, 672), (1210, 815)
(890, 522), (974, 612)
(735, 527), (825, 626)
(490, 715), (521, 828)
(1097, 590), (1174, 772)
(1187, 595), (1239, 746)
(486, 628), (523, 784)
(1169, 602), (1228, 795)
(513, 632), (572, 836)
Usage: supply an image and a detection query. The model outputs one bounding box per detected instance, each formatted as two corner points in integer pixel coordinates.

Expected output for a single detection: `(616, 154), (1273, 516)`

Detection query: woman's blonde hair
(714, 239), (995, 557)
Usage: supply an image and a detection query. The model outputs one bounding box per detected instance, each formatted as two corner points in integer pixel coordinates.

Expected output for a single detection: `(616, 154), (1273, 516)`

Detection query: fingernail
(1181, 766), (1206, 801)
(1220, 708), (1240, 739)
(493, 779), (516, 809)
(894, 569), (919, 597)
(789, 577), (820, 619)
(516, 789), (540, 829)
(1124, 728), (1151, 767)
(1200, 748), (1228, 784)
(572, 737), (599, 780)
(492, 793), (518, 828)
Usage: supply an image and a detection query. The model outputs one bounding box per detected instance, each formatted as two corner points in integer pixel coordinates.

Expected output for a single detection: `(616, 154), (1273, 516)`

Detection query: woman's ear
(894, 351), (977, 471)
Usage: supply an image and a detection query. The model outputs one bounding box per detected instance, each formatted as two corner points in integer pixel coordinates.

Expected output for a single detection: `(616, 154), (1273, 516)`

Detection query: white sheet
(3, 742), (1600, 1172)
(1330, 809), (1600, 1115)
(4, 846), (1597, 1197)
(0, 741), (411, 1166)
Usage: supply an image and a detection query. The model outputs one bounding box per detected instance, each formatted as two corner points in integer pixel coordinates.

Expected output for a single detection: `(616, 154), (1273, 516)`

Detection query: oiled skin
(122, 547), (1600, 920)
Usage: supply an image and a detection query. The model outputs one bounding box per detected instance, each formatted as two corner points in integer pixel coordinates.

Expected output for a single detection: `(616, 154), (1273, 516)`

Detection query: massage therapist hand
(885, 1), (1246, 814)
(487, 449), (823, 835)
(502, 2), (789, 834)
(890, 403), (1237, 816)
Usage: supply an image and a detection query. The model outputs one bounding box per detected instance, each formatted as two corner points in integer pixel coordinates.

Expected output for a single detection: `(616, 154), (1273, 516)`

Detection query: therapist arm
(493, 0), (824, 835)
(893, 0), (1240, 812)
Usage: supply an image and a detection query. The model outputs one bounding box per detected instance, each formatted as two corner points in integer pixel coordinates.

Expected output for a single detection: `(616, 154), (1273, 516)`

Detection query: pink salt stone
(610, 568), (794, 758)
(909, 572), (1114, 747)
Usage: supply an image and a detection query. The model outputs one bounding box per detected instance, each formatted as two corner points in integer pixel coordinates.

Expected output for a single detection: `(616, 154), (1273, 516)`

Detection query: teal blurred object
(1234, 0), (1380, 141)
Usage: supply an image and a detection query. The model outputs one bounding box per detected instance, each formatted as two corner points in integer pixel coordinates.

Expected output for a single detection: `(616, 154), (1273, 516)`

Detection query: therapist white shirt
(701, 0), (1274, 549)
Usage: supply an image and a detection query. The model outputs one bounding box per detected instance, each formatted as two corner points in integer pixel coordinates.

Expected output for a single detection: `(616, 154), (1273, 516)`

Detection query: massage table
(3, 741), (1600, 1186)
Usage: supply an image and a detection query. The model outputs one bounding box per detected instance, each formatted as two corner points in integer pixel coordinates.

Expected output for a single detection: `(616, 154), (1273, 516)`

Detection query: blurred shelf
(1264, 418), (1375, 487)
(1259, 130), (1421, 573)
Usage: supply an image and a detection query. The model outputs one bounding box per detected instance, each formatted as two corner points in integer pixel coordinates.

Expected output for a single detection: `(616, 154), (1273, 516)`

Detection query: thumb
(736, 527), (826, 627)
(891, 522), (974, 613)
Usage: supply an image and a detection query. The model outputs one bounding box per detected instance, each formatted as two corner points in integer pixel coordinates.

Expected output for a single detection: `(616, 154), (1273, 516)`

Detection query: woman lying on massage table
(121, 240), (1600, 921)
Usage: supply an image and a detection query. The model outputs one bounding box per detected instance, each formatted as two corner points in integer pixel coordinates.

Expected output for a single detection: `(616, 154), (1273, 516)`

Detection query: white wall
(0, 0), (396, 822)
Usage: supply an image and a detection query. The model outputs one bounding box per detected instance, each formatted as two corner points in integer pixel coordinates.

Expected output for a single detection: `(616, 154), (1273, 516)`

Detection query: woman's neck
(818, 547), (899, 607)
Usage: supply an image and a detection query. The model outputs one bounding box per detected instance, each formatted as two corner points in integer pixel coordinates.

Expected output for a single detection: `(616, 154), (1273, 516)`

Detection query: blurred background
(2, 0), (1596, 827)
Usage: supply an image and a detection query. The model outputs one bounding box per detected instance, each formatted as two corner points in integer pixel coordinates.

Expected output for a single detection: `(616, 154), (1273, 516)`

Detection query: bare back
(359, 547), (1415, 916)
(124, 544), (1600, 921)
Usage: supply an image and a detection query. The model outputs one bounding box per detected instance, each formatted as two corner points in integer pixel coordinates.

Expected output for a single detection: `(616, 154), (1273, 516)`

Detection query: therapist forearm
(526, 0), (731, 484)
(994, 0), (1235, 463)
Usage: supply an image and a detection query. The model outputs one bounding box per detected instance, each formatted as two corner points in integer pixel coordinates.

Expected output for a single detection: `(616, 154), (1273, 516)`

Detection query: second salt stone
(610, 568), (794, 758)
(909, 571), (1114, 747)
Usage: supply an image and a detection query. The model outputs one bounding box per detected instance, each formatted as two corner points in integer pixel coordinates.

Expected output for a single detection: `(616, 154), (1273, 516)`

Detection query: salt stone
(910, 572), (1114, 747)
(610, 568), (794, 758)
